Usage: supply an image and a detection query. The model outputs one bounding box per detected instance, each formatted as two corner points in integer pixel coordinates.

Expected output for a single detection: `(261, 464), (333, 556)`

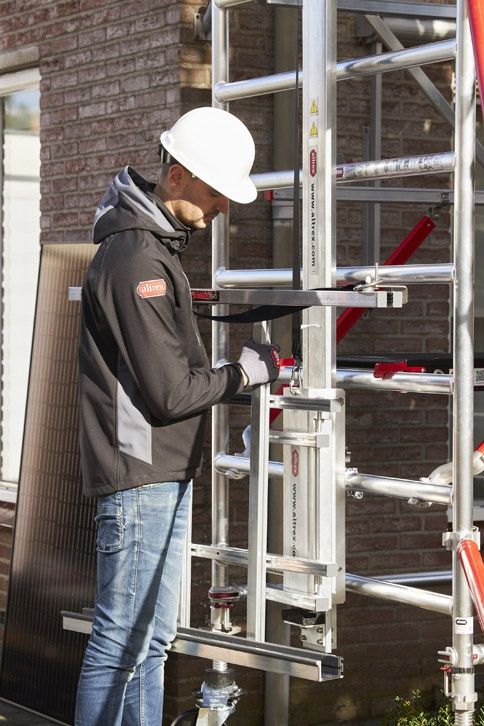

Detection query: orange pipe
(457, 539), (484, 633)
(467, 0), (484, 123)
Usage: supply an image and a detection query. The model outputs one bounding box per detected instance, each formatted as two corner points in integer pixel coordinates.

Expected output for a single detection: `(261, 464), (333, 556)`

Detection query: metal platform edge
(60, 612), (343, 682)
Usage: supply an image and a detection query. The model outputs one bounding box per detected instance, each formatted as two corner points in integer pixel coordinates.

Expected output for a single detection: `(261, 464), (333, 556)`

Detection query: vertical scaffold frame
(205, 0), (478, 722)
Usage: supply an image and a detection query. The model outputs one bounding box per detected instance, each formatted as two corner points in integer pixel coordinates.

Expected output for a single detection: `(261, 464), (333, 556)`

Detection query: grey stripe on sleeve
(117, 356), (152, 465)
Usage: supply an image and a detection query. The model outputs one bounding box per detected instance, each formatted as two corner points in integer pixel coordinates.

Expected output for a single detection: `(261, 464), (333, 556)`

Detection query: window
(0, 68), (40, 500)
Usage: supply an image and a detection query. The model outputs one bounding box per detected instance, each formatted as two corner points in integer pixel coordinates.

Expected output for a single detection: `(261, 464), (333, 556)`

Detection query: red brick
(78, 101), (106, 119)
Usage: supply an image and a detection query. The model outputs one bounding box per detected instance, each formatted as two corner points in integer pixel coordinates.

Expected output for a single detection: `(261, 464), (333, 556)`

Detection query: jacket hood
(92, 166), (191, 252)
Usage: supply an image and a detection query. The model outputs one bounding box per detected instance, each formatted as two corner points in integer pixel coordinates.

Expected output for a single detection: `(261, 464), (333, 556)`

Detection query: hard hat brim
(220, 178), (258, 205)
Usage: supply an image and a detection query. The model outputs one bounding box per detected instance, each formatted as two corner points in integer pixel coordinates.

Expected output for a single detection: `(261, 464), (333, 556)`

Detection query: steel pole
(213, 39), (455, 101)
(214, 263), (454, 287)
(346, 574), (452, 615)
(252, 151), (455, 189)
(211, 2), (230, 592)
(451, 0), (477, 721)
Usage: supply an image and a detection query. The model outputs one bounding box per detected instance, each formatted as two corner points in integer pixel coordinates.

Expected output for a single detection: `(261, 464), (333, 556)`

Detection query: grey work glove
(237, 339), (281, 387)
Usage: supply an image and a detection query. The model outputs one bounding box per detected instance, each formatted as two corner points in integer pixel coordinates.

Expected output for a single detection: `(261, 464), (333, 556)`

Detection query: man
(76, 107), (280, 725)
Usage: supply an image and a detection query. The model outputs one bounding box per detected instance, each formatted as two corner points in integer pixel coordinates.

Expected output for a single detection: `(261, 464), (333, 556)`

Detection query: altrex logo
(136, 279), (167, 298)
(310, 149), (317, 177)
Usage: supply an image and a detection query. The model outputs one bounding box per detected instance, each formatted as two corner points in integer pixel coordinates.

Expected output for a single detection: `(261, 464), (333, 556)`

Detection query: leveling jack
(169, 664), (244, 726)
(193, 666), (244, 725)
(170, 587), (245, 725)
(170, 659), (244, 726)
(194, 586), (245, 722)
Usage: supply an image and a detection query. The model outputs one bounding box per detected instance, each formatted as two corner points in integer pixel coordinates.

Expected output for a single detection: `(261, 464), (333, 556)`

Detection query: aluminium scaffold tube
(451, 0), (477, 720)
(211, 0), (231, 624)
(214, 454), (453, 506)
(213, 39), (455, 102)
(346, 574), (452, 615)
(276, 365), (454, 394)
(214, 263), (454, 288)
(334, 368), (453, 394)
(252, 151), (455, 190)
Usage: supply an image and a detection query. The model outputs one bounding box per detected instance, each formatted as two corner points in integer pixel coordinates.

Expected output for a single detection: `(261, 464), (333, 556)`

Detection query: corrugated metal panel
(0, 244), (96, 724)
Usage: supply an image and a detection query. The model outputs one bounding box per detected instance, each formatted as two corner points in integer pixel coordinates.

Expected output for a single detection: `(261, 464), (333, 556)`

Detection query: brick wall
(0, 0), (465, 724)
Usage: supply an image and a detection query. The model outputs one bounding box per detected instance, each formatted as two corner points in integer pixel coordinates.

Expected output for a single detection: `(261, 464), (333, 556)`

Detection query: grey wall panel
(0, 244), (96, 724)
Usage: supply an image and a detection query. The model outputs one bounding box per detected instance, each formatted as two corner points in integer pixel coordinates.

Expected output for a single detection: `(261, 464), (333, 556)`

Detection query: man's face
(171, 171), (230, 230)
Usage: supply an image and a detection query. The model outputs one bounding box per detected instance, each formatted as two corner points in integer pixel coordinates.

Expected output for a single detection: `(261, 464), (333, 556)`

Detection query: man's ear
(167, 163), (186, 189)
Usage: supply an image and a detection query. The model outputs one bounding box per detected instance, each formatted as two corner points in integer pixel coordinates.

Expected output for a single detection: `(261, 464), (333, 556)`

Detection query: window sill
(0, 482), (17, 504)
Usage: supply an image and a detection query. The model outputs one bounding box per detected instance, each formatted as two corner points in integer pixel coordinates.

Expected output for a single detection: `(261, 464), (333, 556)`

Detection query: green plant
(382, 689), (484, 726)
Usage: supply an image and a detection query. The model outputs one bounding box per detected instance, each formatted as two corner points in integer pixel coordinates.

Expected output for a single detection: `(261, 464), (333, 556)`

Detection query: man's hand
(237, 339), (281, 387)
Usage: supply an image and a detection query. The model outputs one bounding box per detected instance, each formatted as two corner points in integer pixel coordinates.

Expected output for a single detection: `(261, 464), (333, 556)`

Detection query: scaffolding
(63, 1), (484, 724)
(200, 0), (480, 723)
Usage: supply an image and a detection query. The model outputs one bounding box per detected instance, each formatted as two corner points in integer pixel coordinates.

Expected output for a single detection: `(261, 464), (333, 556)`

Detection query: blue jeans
(75, 480), (192, 726)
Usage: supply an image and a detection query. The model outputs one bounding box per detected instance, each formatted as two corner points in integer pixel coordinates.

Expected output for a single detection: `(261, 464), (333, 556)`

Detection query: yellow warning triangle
(310, 99), (318, 114)
(309, 122), (318, 137)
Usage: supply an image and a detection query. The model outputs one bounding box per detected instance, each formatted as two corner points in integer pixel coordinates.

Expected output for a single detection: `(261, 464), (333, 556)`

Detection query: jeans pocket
(95, 495), (125, 553)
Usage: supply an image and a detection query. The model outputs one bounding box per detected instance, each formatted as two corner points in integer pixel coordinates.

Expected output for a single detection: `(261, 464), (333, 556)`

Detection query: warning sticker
(310, 122), (318, 138)
(191, 289), (220, 302)
(310, 99), (319, 115)
(475, 368), (484, 383)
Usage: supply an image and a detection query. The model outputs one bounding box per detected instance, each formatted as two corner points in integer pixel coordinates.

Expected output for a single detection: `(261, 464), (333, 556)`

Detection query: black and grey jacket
(79, 167), (243, 497)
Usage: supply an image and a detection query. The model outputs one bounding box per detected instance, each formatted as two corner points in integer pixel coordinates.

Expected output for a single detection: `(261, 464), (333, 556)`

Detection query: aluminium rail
(253, 150), (456, 190)
(214, 452), (453, 505)
(214, 263), (454, 287)
(213, 39), (455, 101)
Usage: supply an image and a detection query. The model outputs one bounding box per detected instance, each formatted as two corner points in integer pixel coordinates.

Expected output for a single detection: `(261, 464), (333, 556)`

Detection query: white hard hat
(159, 107), (257, 204)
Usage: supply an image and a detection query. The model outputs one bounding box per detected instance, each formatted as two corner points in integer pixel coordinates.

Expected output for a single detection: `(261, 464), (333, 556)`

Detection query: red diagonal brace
(457, 539), (484, 634)
(336, 214), (436, 343)
(467, 0), (484, 124)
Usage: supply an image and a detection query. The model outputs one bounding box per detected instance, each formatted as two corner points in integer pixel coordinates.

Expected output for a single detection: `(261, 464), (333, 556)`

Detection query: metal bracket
(269, 430), (330, 448)
(193, 6), (211, 41)
(442, 528), (480, 551)
(282, 608), (335, 653)
(191, 542), (338, 578)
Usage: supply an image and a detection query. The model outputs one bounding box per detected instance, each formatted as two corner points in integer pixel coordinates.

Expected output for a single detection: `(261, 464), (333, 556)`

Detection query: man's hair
(160, 163), (173, 179)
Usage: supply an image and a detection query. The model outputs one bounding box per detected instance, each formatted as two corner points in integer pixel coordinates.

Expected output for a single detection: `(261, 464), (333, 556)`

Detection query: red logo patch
(292, 449), (299, 477)
(136, 279), (167, 298)
(270, 346), (281, 369)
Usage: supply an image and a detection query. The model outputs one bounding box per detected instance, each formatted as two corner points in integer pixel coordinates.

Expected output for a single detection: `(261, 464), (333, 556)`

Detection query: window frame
(0, 67), (41, 503)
